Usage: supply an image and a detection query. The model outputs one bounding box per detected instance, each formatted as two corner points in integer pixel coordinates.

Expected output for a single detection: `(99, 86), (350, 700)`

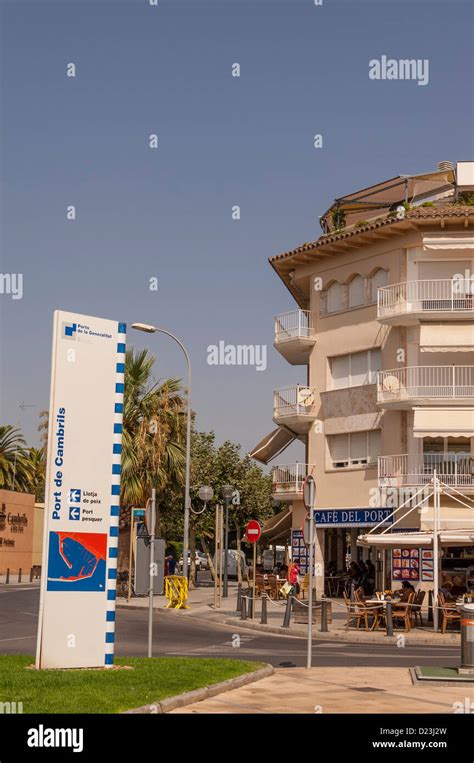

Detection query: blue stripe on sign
(105, 654), (114, 665)
(111, 485), (120, 496)
(109, 548), (118, 558)
(113, 423), (122, 434)
(116, 363), (125, 373)
(106, 632), (115, 644)
(108, 568), (117, 579)
(110, 505), (119, 517)
(118, 323), (126, 334)
(113, 444), (122, 454)
(110, 526), (119, 537)
(115, 383), (124, 394)
(114, 403), (123, 414)
(106, 611), (116, 622)
(107, 590), (116, 601)
(112, 464), (121, 475)
(117, 343), (126, 353)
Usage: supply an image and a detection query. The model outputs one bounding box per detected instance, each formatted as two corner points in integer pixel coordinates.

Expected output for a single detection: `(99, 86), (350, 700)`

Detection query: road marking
(0, 635), (36, 642)
(21, 612), (38, 617)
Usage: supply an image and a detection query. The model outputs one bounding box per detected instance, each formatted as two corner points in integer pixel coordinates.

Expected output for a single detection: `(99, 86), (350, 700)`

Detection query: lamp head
(131, 323), (157, 334)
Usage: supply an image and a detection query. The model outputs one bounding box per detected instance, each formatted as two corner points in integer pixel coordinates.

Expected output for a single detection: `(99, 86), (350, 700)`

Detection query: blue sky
(0, 0), (473, 460)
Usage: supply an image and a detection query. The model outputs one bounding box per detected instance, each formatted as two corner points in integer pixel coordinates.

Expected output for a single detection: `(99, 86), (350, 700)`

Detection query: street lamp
(132, 322), (192, 580)
(221, 484), (234, 598)
(193, 485), (213, 516)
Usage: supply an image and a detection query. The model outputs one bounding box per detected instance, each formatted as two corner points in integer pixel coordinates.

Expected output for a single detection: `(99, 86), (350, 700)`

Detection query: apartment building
(251, 160), (474, 595)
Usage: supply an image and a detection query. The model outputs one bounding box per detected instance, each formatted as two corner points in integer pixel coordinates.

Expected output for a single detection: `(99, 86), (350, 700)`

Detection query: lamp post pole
(221, 485), (234, 599)
(131, 323), (192, 580)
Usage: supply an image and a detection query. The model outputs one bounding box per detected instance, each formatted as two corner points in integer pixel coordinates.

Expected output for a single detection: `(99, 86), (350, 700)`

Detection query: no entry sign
(245, 520), (261, 544)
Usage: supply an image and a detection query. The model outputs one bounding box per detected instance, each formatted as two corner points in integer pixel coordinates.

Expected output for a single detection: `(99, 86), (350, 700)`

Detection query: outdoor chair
(300, 574), (309, 599)
(438, 592), (461, 634)
(413, 590), (426, 627)
(343, 590), (381, 631)
(392, 592), (416, 632)
(255, 574), (266, 597)
(266, 574), (280, 600)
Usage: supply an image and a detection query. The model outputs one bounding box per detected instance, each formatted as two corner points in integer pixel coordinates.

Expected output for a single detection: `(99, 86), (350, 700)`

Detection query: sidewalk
(168, 666), (473, 714)
(117, 582), (461, 647)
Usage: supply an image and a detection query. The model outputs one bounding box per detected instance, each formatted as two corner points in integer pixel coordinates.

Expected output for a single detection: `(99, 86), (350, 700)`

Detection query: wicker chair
(392, 592), (416, 632)
(438, 592), (461, 633)
(413, 590), (426, 627)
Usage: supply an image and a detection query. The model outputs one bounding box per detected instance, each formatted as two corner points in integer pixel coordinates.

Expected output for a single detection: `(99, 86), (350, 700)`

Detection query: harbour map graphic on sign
(46, 531), (107, 591)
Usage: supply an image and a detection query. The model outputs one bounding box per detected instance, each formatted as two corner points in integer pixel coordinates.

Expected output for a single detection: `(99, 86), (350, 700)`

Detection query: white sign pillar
(36, 311), (126, 669)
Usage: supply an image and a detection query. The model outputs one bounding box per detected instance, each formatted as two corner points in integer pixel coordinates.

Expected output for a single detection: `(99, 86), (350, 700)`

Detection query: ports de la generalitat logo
(62, 322), (77, 339)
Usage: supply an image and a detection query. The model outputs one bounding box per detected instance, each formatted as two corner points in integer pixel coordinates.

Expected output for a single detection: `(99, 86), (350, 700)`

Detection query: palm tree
(0, 425), (32, 491)
(120, 348), (186, 519)
(26, 447), (46, 502)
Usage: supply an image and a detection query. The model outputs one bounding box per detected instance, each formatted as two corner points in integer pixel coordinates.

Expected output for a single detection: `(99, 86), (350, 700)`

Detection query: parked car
(177, 551), (209, 572)
(213, 549), (249, 579)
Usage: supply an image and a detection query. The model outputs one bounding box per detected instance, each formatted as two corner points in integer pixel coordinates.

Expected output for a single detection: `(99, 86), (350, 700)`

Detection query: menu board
(421, 549), (434, 581)
(291, 529), (309, 574)
(392, 548), (420, 582)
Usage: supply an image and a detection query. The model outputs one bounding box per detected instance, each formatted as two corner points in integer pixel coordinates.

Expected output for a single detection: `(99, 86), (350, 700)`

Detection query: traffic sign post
(245, 520), (261, 619)
(303, 476), (317, 670)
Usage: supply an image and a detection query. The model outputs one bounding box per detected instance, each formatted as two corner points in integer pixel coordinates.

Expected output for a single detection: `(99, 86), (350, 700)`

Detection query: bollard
(282, 595), (293, 628)
(427, 590), (433, 624)
(248, 588), (255, 619)
(236, 582), (242, 612)
(260, 593), (268, 624)
(241, 595), (247, 621)
(460, 603), (474, 673)
(29, 567), (33, 583)
(6, 568), (9, 584)
(18, 568), (22, 584)
(320, 597), (329, 633)
(385, 599), (394, 636)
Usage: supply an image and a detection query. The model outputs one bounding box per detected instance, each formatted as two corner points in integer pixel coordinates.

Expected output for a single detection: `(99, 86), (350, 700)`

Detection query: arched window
(370, 268), (389, 303)
(349, 275), (365, 308)
(326, 282), (342, 313)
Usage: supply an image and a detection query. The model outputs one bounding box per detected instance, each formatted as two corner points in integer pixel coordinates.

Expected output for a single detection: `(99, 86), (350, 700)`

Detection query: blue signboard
(314, 508), (393, 528)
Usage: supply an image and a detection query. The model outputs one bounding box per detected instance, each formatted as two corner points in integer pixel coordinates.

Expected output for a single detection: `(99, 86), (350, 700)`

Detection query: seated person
(395, 580), (416, 601)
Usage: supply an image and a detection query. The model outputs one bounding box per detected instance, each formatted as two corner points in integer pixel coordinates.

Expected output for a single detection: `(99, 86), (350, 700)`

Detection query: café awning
(249, 427), (296, 465)
(413, 407), (474, 438)
(419, 323), (474, 352)
(357, 528), (474, 548)
(261, 506), (293, 543)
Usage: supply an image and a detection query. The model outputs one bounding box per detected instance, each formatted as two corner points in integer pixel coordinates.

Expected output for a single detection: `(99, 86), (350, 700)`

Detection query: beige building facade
(253, 161), (474, 596)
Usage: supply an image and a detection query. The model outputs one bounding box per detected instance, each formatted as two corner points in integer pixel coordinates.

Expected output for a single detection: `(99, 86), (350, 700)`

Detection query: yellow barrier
(164, 575), (189, 609)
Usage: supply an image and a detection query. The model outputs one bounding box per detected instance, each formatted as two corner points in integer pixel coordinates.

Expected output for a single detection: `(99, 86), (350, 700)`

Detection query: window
(328, 430), (381, 469)
(370, 269), (389, 303)
(330, 348), (381, 389)
(327, 282), (342, 313)
(349, 275), (365, 308)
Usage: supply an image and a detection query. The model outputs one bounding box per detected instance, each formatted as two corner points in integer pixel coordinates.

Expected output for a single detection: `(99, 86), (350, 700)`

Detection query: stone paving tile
(170, 667), (474, 714)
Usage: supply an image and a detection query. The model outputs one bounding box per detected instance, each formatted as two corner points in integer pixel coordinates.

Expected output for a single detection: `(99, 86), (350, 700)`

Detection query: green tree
(26, 447), (46, 502)
(0, 425), (32, 491)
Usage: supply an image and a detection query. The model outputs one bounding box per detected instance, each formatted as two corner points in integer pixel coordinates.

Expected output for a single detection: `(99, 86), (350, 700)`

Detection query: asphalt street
(0, 584), (461, 668)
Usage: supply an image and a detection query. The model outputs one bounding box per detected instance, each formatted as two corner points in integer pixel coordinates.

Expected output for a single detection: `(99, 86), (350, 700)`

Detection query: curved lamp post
(221, 484), (234, 598)
(132, 322), (192, 580)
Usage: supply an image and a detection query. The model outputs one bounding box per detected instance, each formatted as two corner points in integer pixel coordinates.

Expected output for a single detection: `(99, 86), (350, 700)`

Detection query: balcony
(272, 463), (316, 500)
(273, 385), (317, 434)
(377, 366), (474, 408)
(274, 310), (316, 365)
(378, 280), (474, 325)
(379, 453), (474, 491)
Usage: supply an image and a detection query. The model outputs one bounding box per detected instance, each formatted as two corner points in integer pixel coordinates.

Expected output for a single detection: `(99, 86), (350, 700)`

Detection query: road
(0, 584), (461, 668)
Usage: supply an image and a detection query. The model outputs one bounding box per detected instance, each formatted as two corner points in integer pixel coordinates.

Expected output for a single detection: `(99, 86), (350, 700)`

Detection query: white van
(214, 549), (249, 579)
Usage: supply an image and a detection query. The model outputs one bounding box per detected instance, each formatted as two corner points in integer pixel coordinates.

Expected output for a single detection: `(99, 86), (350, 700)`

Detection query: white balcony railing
(378, 279), (474, 320)
(272, 463), (315, 495)
(274, 310), (315, 342)
(273, 385), (317, 420)
(379, 453), (474, 488)
(377, 366), (474, 404)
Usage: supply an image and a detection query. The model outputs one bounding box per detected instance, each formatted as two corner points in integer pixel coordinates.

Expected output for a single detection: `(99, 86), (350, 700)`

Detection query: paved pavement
(170, 666), (474, 714)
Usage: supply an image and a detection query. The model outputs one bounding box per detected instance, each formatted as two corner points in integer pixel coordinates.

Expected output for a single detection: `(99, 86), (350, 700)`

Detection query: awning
(249, 427), (296, 465)
(419, 323), (474, 352)
(357, 528), (474, 548)
(423, 235), (474, 250)
(413, 407), (474, 438)
(261, 506), (292, 543)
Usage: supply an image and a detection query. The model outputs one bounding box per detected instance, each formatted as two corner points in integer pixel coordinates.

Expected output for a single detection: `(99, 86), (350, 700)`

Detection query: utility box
(135, 536), (166, 596)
